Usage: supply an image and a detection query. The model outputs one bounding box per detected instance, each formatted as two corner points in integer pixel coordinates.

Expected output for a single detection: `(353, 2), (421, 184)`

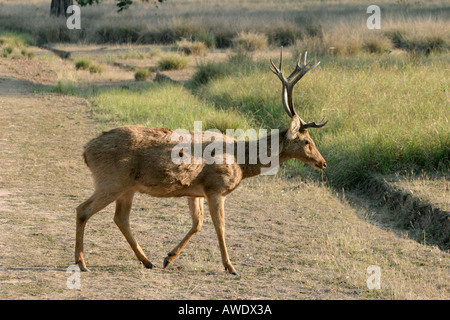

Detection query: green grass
(75, 58), (92, 70)
(91, 83), (251, 132)
(0, 30), (34, 58)
(75, 58), (103, 73)
(89, 64), (103, 74)
(232, 32), (268, 52)
(0, 30), (34, 48)
(134, 68), (149, 81)
(46, 47), (448, 190)
(197, 53), (450, 188)
(158, 53), (190, 71)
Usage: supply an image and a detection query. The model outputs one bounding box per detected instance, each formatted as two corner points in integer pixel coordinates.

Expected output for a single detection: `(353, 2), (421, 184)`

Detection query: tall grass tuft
(134, 69), (149, 81)
(158, 53), (190, 70)
(176, 38), (208, 56)
(233, 32), (268, 52)
(75, 58), (92, 70)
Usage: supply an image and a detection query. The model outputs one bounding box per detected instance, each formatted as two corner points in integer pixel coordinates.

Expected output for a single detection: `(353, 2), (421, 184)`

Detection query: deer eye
(304, 140), (310, 145)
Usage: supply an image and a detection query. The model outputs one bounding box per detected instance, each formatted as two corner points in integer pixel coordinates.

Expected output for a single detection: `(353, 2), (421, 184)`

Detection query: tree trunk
(50, 0), (74, 17)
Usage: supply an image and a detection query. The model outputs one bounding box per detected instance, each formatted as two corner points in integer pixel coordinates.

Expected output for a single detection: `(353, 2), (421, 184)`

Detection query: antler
(270, 47), (327, 129)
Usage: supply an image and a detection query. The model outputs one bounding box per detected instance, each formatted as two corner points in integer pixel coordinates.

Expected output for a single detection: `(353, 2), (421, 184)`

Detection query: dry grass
(134, 68), (149, 81)
(386, 173), (450, 212)
(0, 0), (449, 300)
(2, 0), (447, 57)
(0, 45), (449, 300)
(176, 38), (208, 56)
(233, 32), (268, 52)
(158, 52), (190, 70)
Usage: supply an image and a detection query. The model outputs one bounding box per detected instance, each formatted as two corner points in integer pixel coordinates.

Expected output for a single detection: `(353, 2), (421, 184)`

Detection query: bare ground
(0, 47), (449, 300)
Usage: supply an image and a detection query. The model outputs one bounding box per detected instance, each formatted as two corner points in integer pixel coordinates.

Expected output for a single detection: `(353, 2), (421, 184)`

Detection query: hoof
(225, 266), (239, 276)
(77, 262), (90, 272)
(143, 262), (155, 269)
(163, 256), (170, 269)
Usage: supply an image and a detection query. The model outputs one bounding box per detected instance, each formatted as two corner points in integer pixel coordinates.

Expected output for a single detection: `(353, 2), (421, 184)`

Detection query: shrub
(232, 32), (268, 52)
(191, 62), (229, 87)
(52, 81), (76, 95)
(75, 58), (91, 70)
(89, 64), (103, 74)
(158, 53), (190, 71)
(195, 30), (215, 48)
(305, 24), (324, 39)
(214, 30), (235, 49)
(362, 35), (393, 54)
(134, 69), (149, 81)
(3, 45), (13, 55)
(385, 29), (448, 55)
(21, 48), (35, 59)
(176, 39), (208, 56)
(266, 26), (299, 47)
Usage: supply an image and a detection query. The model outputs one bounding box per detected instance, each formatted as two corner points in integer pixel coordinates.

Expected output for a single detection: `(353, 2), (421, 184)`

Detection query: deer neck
(239, 129), (290, 179)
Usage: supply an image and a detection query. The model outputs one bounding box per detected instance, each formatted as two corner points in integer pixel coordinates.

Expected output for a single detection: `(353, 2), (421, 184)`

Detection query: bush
(266, 26), (299, 47)
(21, 48), (35, 59)
(191, 62), (229, 87)
(385, 29), (448, 55)
(232, 32), (268, 52)
(195, 30), (215, 48)
(362, 35), (393, 54)
(214, 30), (235, 49)
(3, 45), (13, 55)
(158, 53), (190, 71)
(75, 58), (102, 73)
(75, 58), (91, 70)
(176, 39), (208, 56)
(134, 69), (149, 81)
(89, 64), (103, 74)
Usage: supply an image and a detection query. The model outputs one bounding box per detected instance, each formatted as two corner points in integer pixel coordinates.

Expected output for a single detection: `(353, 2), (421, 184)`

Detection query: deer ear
(287, 115), (301, 140)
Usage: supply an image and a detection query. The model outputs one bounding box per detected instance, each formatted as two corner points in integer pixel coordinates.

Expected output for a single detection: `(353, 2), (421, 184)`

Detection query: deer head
(270, 47), (328, 170)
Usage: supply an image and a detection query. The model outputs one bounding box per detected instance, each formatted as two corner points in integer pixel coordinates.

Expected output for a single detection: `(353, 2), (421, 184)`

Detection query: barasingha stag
(75, 48), (328, 275)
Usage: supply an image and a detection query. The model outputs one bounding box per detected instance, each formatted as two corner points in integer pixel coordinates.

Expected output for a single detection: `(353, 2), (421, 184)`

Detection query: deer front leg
(164, 197), (204, 269)
(206, 194), (238, 275)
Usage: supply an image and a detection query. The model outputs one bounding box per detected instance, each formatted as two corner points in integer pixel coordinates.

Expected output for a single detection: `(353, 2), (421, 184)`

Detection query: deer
(75, 48), (328, 275)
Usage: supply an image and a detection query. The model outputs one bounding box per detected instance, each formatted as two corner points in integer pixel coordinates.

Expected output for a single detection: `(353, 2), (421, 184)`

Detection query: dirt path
(0, 51), (448, 300)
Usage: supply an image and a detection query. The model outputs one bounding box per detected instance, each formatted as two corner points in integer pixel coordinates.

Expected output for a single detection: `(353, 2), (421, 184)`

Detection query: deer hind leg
(113, 190), (154, 269)
(206, 194), (238, 275)
(75, 190), (120, 272)
(163, 197), (204, 269)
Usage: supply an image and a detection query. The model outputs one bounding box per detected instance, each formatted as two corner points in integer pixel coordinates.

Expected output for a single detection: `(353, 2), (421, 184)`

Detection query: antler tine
(301, 117), (328, 129)
(269, 48), (294, 118)
(286, 52), (301, 81)
(290, 53), (320, 86)
(270, 47), (327, 128)
(279, 46), (283, 71)
(269, 59), (279, 74)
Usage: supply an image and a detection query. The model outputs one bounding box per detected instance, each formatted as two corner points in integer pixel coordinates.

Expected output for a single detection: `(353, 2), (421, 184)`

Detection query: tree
(50, 0), (166, 17)
(50, 0), (74, 17)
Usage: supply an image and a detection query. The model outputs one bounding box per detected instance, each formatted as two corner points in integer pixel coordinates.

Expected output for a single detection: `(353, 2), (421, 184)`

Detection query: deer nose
(322, 162), (327, 169)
